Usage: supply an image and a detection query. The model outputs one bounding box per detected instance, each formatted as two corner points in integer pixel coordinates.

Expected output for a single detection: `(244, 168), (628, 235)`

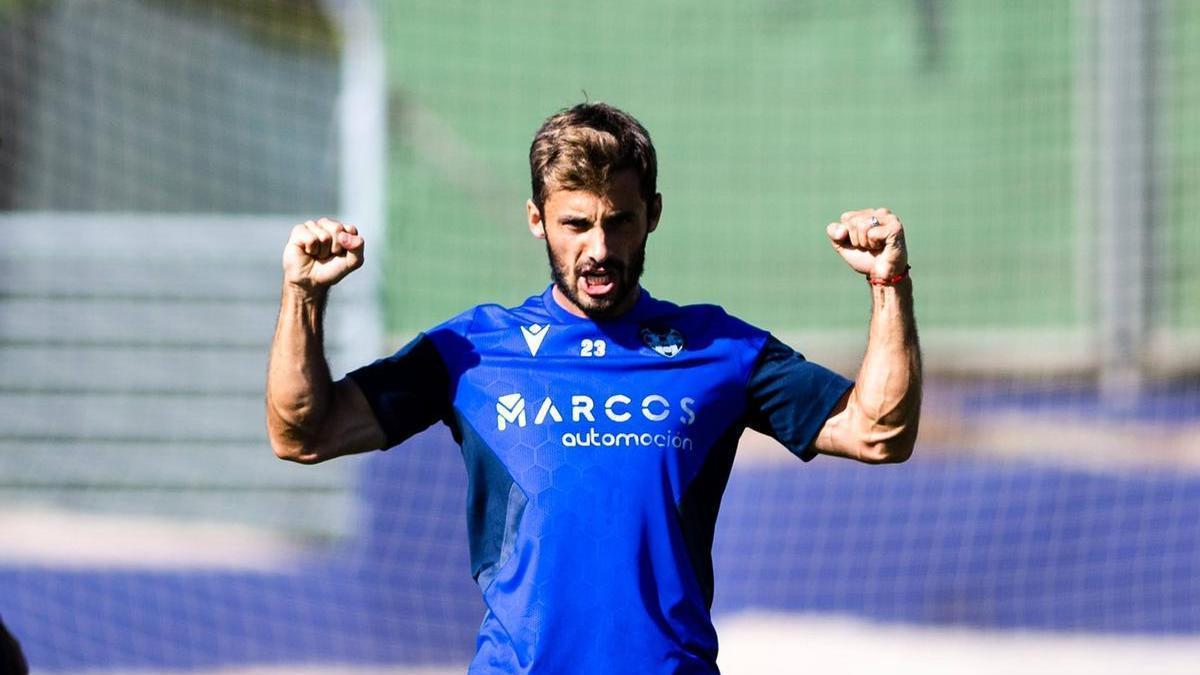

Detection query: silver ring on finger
(868, 216), (879, 228)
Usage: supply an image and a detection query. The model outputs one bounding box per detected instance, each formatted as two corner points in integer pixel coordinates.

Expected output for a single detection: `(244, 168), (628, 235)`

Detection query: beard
(545, 234), (647, 319)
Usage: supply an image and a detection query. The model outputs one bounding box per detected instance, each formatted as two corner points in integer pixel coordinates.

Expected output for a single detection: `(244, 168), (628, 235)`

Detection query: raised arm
(813, 208), (922, 464)
(266, 217), (386, 464)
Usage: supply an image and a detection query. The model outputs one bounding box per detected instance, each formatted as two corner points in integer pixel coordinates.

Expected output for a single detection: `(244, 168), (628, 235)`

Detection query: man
(266, 103), (920, 673)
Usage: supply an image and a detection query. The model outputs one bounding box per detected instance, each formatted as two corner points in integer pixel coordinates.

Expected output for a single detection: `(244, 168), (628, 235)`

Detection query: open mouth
(580, 270), (616, 298)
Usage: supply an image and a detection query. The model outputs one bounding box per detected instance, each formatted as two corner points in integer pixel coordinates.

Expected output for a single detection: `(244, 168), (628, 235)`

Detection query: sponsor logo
(496, 392), (564, 431)
(640, 325), (686, 358)
(520, 323), (549, 356)
(495, 392), (697, 451)
(561, 428), (692, 452)
(495, 393), (527, 430)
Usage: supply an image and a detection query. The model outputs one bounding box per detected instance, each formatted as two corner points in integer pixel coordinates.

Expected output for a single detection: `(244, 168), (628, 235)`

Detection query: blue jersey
(348, 285), (852, 674)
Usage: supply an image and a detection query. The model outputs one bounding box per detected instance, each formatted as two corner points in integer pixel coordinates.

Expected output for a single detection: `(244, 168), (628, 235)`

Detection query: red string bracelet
(867, 265), (911, 286)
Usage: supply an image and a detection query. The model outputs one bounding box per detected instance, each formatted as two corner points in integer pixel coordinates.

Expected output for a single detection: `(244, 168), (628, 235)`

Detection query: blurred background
(1, 0), (1198, 673)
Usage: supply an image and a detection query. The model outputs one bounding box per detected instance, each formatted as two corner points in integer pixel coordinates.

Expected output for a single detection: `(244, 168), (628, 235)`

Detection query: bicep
(810, 386), (864, 460)
(316, 379), (386, 456)
(305, 377), (388, 463)
(812, 386), (915, 464)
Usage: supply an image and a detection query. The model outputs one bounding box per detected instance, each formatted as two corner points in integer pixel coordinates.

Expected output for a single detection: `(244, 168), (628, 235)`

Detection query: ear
(646, 193), (663, 233)
(527, 199), (546, 239)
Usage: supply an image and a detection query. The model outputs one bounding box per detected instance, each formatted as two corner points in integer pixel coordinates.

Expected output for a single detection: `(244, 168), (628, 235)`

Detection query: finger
(828, 233), (847, 257)
(871, 208), (902, 232)
(341, 222), (359, 236)
(858, 213), (888, 249)
(826, 222), (848, 244)
(303, 220), (334, 260)
(302, 223), (331, 260)
(850, 215), (871, 248)
(295, 221), (322, 258)
(337, 230), (363, 252)
(866, 222), (892, 249)
(289, 223), (312, 250)
(342, 233), (365, 270)
(315, 217), (346, 255)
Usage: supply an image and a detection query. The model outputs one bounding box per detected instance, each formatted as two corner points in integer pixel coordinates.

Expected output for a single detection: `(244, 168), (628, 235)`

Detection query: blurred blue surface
(958, 381), (1200, 423)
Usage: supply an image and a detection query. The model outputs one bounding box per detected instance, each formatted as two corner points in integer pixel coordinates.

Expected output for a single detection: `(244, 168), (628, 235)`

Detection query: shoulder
(429, 292), (550, 339)
(426, 294), (538, 338)
(422, 294), (551, 368)
(639, 296), (770, 370)
(644, 297), (766, 340)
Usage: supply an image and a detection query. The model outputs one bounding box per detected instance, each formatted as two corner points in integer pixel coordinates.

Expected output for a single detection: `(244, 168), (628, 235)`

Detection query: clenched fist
(283, 217), (364, 291)
(826, 208), (908, 281)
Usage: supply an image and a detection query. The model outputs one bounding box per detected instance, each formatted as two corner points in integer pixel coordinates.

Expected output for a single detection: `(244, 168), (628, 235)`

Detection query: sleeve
(745, 335), (854, 462)
(345, 333), (452, 449)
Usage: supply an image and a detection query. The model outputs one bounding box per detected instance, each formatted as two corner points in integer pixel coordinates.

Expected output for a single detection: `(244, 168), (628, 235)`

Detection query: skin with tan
(266, 217), (383, 464)
(266, 189), (920, 465)
(816, 208), (921, 463)
(526, 170), (661, 319)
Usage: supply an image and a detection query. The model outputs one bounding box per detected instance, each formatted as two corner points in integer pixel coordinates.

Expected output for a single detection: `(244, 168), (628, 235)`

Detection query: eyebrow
(557, 211), (635, 227)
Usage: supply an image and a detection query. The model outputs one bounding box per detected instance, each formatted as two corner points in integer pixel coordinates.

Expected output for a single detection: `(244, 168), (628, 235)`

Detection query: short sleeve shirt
(347, 285), (852, 674)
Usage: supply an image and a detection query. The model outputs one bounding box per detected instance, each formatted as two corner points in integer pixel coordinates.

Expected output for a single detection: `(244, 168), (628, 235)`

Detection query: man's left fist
(826, 208), (908, 280)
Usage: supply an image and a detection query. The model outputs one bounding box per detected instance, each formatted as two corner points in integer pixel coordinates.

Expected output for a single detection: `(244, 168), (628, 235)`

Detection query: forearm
(266, 284), (333, 453)
(850, 277), (922, 460)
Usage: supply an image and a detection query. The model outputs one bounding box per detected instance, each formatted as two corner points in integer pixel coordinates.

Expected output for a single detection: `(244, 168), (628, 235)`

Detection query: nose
(583, 225), (609, 263)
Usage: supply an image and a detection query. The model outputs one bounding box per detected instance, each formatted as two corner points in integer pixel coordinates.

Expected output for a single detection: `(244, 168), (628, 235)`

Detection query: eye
(604, 213), (635, 230)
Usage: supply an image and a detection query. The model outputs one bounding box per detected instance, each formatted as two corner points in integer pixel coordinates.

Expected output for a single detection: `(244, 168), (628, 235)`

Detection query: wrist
(867, 265), (911, 286)
(282, 281), (329, 309)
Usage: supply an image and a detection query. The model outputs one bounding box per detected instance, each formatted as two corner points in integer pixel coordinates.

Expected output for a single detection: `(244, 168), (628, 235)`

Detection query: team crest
(640, 325), (686, 358)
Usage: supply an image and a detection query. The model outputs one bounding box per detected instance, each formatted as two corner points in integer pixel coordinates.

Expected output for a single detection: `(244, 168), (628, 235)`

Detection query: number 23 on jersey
(580, 339), (606, 357)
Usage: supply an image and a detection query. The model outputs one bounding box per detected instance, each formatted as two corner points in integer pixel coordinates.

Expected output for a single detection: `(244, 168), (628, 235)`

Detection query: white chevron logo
(520, 323), (549, 356)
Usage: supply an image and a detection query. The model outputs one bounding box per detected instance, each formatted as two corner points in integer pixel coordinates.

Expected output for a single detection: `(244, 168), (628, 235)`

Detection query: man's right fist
(283, 217), (365, 291)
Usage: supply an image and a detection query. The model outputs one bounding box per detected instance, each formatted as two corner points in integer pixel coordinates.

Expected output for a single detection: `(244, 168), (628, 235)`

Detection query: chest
(450, 322), (751, 482)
